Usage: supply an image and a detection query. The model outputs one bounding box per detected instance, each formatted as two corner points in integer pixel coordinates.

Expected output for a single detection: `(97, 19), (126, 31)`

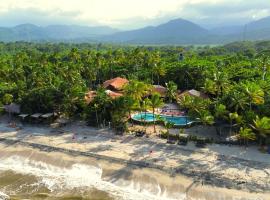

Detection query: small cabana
(41, 113), (55, 124)
(18, 114), (29, 123)
(152, 85), (167, 98)
(178, 89), (208, 99)
(30, 113), (42, 123)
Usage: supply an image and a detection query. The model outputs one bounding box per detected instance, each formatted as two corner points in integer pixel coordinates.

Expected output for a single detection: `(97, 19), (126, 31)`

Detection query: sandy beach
(0, 119), (269, 199)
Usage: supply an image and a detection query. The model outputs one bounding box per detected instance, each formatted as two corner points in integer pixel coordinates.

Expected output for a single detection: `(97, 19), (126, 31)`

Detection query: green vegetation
(0, 41), (270, 145)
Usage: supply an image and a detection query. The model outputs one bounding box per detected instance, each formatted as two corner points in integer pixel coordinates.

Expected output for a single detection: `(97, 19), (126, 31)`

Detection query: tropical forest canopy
(0, 41), (270, 144)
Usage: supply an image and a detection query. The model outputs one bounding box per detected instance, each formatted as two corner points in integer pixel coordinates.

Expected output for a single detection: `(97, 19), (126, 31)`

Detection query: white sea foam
(0, 191), (9, 200)
(0, 155), (186, 200)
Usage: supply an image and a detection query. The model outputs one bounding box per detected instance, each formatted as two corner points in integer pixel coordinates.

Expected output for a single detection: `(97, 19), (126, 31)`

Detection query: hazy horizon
(0, 0), (269, 30)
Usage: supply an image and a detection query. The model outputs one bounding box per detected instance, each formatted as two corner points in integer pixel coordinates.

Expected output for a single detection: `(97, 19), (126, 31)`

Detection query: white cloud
(0, 0), (269, 28)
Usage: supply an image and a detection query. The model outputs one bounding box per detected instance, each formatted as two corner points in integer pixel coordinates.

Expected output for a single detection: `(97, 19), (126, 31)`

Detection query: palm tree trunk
(230, 120), (232, 137)
(129, 110), (133, 127)
(153, 108), (156, 133)
(151, 69), (154, 84)
(95, 109), (99, 127)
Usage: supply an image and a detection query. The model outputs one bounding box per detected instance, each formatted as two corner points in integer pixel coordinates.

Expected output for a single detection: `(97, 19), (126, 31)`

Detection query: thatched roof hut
(102, 77), (129, 91)
(178, 89), (208, 99)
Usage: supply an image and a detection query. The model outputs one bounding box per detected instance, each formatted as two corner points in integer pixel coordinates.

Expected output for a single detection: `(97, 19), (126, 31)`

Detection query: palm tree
(153, 63), (166, 85)
(214, 72), (229, 95)
(238, 127), (256, 146)
(229, 90), (249, 112)
(204, 71), (230, 97)
(229, 112), (240, 136)
(124, 96), (136, 126)
(256, 50), (270, 80)
(241, 82), (264, 110)
(199, 110), (214, 125)
(165, 81), (177, 103)
(92, 87), (112, 127)
(163, 121), (175, 140)
(124, 80), (152, 102)
(214, 104), (229, 121)
(94, 103), (99, 126)
(147, 93), (164, 133)
(251, 116), (270, 145)
(203, 78), (217, 95)
(94, 52), (104, 85)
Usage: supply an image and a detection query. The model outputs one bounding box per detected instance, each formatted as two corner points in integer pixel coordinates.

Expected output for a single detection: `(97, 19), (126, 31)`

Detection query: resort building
(102, 77), (129, 91)
(85, 77), (129, 104)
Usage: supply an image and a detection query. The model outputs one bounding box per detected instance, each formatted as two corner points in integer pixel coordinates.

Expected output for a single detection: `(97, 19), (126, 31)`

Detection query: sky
(0, 0), (269, 29)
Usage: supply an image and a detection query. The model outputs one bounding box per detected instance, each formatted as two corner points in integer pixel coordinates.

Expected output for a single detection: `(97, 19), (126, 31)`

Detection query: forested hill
(0, 24), (118, 42)
(100, 19), (210, 44)
(0, 16), (270, 44)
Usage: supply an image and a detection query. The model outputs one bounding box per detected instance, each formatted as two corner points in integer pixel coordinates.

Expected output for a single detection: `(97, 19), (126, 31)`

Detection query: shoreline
(0, 137), (269, 193)
(0, 121), (269, 194)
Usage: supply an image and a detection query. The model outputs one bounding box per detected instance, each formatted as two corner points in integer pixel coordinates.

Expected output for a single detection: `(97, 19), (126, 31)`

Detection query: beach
(0, 120), (269, 200)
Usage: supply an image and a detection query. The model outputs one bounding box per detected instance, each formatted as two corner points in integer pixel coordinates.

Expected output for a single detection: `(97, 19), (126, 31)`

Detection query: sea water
(0, 146), (185, 200)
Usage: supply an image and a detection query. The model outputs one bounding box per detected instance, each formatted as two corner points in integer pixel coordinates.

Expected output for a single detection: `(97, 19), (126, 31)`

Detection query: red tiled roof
(103, 77), (129, 91)
(84, 90), (123, 104)
(105, 90), (123, 99)
(178, 89), (208, 99)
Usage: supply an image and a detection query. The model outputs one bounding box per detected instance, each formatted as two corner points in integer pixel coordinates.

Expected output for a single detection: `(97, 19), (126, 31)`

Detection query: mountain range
(0, 16), (270, 44)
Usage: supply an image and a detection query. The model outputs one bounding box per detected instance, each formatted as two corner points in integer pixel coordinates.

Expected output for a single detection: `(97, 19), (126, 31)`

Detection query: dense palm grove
(0, 41), (270, 145)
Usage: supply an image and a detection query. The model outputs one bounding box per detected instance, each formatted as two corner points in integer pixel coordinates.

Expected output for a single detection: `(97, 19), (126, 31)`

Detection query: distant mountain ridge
(0, 16), (270, 44)
(0, 24), (118, 42)
(101, 19), (211, 44)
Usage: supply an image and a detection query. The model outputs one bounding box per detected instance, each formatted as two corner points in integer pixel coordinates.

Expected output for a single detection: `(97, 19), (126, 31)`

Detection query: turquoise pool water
(132, 112), (193, 126)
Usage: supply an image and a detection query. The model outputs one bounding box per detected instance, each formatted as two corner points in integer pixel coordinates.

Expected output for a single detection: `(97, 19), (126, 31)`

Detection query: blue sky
(0, 0), (269, 29)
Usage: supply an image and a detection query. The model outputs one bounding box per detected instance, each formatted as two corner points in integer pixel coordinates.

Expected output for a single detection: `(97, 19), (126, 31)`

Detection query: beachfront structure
(102, 77), (129, 91)
(152, 85), (167, 98)
(85, 77), (129, 104)
(178, 89), (208, 99)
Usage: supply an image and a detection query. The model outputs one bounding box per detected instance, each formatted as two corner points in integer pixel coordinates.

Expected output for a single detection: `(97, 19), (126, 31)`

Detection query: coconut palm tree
(153, 63), (166, 85)
(164, 121), (175, 140)
(199, 110), (214, 125)
(256, 50), (270, 80)
(251, 116), (270, 145)
(147, 93), (164, 133)
(241, 82), (264, 109)
(165, 81), (177, 103)
(228, 112), (241, 136)
(124, 96), (136, 126)
(238, 127), (256, 146)
(124, 80), (152, 102)
(228, 90), (249, 112)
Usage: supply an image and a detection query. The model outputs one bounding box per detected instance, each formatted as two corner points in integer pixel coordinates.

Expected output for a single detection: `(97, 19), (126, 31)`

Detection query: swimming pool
(131, 112), (193, 126)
